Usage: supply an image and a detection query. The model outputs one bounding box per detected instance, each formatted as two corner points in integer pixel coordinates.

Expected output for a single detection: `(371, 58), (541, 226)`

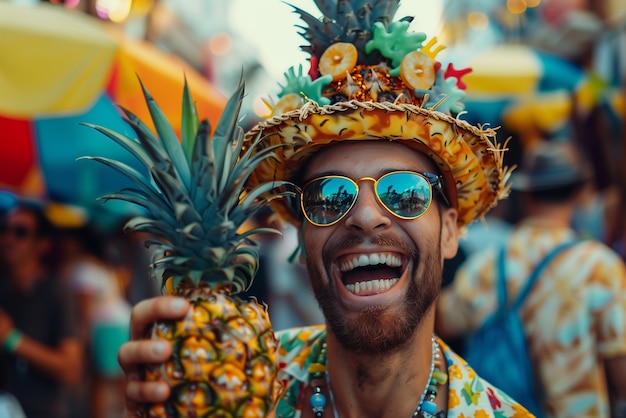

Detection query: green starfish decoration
(365, 21), (427, 68)
(415, 71), (466, 115)
(277, 64), (332, 106)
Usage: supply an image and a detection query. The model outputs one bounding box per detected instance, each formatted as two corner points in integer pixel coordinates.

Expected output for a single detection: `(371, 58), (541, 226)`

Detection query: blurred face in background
(0, 208), (48, 271)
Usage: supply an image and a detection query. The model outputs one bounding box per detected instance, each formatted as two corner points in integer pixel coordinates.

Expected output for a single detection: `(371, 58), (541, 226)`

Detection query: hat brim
(245, 101), (510, 229)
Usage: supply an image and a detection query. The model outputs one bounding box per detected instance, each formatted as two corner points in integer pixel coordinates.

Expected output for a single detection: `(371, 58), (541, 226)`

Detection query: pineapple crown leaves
(290, 0), (412, 66)
(80, 77), (295, 294)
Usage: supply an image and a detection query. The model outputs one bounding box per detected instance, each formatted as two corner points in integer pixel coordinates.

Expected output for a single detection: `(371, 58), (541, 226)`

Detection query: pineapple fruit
(82, 79), (289, 417)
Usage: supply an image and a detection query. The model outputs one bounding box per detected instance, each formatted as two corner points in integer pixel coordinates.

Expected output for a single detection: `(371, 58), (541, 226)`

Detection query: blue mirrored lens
(302, 177), (357, 225)
(376, 172), (431, 218)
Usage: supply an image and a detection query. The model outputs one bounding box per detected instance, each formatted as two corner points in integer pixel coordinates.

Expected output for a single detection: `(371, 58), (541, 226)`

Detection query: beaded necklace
(308, 336), (447, 418)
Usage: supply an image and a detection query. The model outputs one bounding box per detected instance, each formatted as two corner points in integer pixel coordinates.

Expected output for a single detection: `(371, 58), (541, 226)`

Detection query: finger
(118, 340), (172, 372)
(129, 297), (189, 340)
(120, 341), (172, 410)
(126, 378), (171, 405)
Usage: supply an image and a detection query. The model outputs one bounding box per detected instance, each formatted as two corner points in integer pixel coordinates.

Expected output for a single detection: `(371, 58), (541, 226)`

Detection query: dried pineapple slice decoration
(400, 51), (436, 90)
(319, 42), (358, 81)
(271, 93), (305, 117)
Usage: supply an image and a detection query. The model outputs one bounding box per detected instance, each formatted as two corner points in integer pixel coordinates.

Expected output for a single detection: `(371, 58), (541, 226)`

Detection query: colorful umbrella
(0, 2), (226, 220)
(453, 44), (596, 146)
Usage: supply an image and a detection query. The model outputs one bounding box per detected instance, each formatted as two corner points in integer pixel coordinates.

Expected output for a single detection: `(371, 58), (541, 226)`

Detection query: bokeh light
(64, 0), (81, 9)
(208, 33), (233, 57)
(467, 11), (490, 30)
(507, 0), (528, 14)
(252, 96), (271, 119)
(95, 0), (132, 22)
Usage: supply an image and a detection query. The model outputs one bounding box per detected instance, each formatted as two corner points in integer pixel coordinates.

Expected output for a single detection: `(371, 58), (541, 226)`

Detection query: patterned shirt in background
(438, 221), (626, 417)
(275, 326), (532, 417)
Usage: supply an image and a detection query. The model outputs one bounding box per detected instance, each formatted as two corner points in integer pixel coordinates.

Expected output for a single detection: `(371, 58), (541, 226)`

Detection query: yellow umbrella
(460, 44), (596, 145)
(0, 1), (226, 130)
(0, 1), (226, 220)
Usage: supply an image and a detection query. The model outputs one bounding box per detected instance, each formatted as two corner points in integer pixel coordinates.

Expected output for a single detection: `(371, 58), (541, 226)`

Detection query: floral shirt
(438, 221), (626, 417)
(274, 326), (532, 417)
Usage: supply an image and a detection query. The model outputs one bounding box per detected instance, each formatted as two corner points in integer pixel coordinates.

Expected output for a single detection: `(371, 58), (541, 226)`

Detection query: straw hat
(244, 1), (511, 229)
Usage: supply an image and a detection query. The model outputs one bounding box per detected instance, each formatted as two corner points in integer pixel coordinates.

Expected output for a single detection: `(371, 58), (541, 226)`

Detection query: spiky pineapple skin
(143, 288), (283, 417)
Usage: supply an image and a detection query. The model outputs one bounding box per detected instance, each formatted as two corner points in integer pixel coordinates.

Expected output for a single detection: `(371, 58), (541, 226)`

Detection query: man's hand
(119, 296), (189, 417)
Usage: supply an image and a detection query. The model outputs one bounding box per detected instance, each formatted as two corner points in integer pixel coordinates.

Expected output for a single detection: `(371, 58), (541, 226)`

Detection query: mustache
(323, 233), (418, 262)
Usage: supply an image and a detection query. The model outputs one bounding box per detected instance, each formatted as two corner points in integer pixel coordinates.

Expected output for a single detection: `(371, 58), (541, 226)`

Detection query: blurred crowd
(0, 198), (157, 418)
(0, 194), (322, 418)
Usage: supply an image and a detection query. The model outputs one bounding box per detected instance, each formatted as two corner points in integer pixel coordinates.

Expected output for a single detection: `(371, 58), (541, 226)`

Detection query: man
(437, 140), (626, 417)
(117, 1), (534, 417)
(121, 134), (529, 417)
(0, 202), (83, 418)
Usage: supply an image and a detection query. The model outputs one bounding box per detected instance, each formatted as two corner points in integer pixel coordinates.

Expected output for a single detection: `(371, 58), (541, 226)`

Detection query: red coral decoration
(444, 63), (472, 90)
(308, 55), (319, 79)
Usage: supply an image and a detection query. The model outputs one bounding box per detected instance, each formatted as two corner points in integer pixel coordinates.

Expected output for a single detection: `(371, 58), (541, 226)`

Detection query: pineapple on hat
(81, 79), (290, 417)
(248, 0), (512, 231)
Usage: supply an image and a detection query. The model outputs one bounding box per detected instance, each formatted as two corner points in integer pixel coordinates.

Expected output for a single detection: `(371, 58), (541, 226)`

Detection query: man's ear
(441, 207), (459, 260)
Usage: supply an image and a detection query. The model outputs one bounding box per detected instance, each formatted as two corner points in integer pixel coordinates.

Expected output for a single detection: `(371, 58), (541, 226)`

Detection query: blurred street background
(1, 0), (625, 417)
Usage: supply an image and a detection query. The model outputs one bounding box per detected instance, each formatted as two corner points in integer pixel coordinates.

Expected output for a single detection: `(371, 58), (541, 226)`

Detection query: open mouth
(338, 252), (404, 296)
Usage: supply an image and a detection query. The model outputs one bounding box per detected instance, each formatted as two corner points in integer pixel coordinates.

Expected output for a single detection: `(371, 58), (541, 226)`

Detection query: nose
(343, 181), (392, 232)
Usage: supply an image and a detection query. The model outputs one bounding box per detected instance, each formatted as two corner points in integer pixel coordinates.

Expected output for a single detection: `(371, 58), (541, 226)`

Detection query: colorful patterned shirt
(438, 221), (626, 417)
(274, 326), (532, 417)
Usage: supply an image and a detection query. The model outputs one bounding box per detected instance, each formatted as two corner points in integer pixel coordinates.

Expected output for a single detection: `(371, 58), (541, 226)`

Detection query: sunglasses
(299, 170), (448, 226)
(0, 225), (36, 239)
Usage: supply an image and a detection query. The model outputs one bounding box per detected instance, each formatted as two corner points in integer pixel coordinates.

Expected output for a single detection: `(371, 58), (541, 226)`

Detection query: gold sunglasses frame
(299, 170), (448, 227)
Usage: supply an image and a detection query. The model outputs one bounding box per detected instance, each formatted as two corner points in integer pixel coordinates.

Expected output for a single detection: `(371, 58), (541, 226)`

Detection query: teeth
(345, 278), (399, 295)
(340, 253), (402, 272)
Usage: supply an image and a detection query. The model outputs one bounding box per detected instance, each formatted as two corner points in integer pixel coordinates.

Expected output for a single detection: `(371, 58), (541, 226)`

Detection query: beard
(307, 233), (442, 355)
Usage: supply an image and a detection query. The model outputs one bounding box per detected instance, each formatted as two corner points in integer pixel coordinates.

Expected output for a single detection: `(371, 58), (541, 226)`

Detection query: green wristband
(2, 329), (23, 353)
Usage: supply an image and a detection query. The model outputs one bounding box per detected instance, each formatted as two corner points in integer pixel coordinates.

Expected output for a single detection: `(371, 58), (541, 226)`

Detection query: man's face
(0, 208), (46, 269)
(299, 141), (458, 354)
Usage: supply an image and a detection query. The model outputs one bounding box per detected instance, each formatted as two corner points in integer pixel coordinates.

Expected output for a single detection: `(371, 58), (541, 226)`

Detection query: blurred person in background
(57, 221), (132, 418)
(0, 201), (82, 418)
(264, 221), (325, 331)
(0, 200), (26, 418)
(437, 139), (626, 417)
(244, 207), (324, 331)
(109, 224), (160, 307)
